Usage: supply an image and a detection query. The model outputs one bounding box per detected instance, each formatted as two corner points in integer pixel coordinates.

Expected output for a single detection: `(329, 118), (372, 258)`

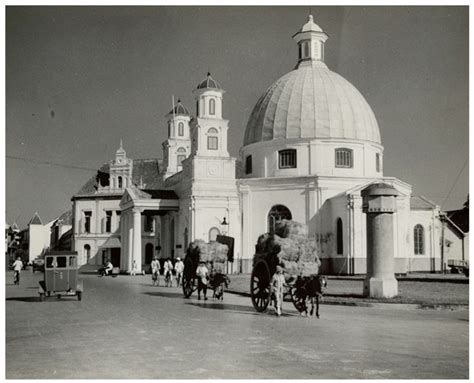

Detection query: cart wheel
(39, 293), (45, 302)
(290, 285), (307, 313)
(251, 260), (272, 312)
(77, 292), (82, 301)
(183, 276), (196, 298)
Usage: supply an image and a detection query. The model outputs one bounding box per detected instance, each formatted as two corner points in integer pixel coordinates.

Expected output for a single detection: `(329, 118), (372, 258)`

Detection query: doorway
(111, 248), (121, 267)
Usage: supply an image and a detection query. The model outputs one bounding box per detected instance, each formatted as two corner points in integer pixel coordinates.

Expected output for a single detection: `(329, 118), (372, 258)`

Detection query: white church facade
(71, 15), (453, 275)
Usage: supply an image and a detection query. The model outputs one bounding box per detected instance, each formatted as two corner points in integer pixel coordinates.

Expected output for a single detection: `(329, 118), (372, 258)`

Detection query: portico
(119, 186), (179, 273)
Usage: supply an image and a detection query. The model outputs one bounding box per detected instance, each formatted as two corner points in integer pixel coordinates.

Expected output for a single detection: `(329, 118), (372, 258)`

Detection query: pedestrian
(130, 260), (137, 276)
(174, 257), (184, 287)
(151, 257), (160, 286)
(12, 256), (23, 285)
(196, 261), (209, 300)
(271, 265), (286, 316)
(164, 258), (173, 287)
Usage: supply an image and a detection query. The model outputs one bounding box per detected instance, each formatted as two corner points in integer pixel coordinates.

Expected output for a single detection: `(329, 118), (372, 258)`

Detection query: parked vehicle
(38, 251), (83, 301)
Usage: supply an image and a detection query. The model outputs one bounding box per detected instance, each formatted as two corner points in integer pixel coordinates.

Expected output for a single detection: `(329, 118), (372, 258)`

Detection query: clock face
(117, 158), (122, 164)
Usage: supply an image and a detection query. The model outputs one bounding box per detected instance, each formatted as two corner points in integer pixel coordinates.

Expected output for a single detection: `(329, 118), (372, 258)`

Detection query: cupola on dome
(197, 72), (222, 90)
(244, 15), (381, 147)
(167, 99), (189, 116)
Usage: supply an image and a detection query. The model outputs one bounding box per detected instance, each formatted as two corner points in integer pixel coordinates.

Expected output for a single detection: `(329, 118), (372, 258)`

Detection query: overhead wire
(6, 154), (99, 172)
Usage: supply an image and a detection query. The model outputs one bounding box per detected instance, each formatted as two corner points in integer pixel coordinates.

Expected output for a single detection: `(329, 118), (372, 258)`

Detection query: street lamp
(221, 217), (228, 235)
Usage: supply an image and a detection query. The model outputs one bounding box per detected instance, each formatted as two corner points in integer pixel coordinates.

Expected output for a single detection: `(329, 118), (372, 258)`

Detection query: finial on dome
(309, 14), (314, 22)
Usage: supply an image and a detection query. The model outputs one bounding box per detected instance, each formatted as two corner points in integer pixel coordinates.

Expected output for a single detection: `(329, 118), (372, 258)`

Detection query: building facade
(71, 15), (465, 275)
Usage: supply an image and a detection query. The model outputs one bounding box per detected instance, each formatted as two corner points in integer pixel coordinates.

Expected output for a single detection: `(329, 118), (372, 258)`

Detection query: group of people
(150, 257), (185, 287)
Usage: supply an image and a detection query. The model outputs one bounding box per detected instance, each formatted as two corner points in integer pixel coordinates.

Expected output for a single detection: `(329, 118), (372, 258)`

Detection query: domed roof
(167, 99), (189, 116)
(197, 72), (222, 90)
(244, 17), (381, 147)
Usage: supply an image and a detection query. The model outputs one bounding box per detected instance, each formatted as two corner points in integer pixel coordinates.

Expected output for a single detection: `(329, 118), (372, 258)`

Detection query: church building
(71, 15), (455, 275)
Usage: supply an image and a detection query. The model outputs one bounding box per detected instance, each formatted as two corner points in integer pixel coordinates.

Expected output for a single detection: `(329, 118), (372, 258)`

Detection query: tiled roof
(410, 196), (438, 210)
(74, 158), (163, 197)
(197, 72), (222, 90)
(29, 212), (43, 225)
(446, 208), (469, 233)
(56, 210), (73, 225)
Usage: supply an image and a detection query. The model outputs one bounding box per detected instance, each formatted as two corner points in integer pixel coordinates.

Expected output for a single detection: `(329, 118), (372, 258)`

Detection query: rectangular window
(105, 211), (112, 233)
(84, 211), (92, 233)
(245, 155), (252, 174)
(279, 149), (297, 169)
(56, 256), (67, 268)
(335, 148), (353, 168)
(144, 215), (154, 232)
(207, 136), (218, 150)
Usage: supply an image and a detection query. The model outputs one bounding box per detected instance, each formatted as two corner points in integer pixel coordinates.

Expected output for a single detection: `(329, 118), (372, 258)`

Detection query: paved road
(5, 271), (469, 379)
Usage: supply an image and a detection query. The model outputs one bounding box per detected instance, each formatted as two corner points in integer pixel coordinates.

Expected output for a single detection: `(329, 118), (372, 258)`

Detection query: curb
(226, 290), (469, 311)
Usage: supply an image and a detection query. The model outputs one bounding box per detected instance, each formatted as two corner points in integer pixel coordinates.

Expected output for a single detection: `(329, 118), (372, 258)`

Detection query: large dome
(244, 16), (381, 147)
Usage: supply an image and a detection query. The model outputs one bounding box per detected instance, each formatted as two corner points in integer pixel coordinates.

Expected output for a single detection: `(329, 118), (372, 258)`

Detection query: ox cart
(250, 220), (326, 316)
(182, 236), (234, 299)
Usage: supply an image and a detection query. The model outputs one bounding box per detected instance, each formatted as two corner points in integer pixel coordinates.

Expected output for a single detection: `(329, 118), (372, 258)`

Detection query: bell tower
(108, 140), (133, 192)
(190, 72), (229, 158)
(162, 98), (191, 179)
(292, 15), (328, 66)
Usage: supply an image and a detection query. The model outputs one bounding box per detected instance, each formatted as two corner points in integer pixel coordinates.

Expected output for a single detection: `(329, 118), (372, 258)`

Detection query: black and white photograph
(5, 4), (469, 379)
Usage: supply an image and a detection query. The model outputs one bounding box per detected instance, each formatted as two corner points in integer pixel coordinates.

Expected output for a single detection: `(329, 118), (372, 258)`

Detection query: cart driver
(271, 265), (286, 317)
(196, 261), (209, 301)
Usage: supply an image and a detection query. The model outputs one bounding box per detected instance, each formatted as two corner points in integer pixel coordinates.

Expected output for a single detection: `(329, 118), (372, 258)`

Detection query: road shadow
(6, 296), (41, 303)
(325, 293), (365, 299)
(6, 296), (80, 303)
(185, 301), (299, 317)
(143, 291), (185, 299)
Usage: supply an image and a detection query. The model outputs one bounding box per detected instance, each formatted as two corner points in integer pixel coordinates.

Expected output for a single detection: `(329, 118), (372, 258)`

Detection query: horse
(304, 274), (327, 318)
(209, 272), (230, 300)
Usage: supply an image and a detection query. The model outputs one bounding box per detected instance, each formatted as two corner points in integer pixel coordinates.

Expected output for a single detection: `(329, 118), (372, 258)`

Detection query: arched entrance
(145, 243), (154, 266)
(267, 205), (292, 233)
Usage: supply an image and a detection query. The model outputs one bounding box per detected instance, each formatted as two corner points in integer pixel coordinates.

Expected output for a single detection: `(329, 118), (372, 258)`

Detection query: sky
(6, 6), (469, 229)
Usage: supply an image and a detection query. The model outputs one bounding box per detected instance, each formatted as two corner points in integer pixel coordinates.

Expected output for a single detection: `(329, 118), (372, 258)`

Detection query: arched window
(177, 147), (187, 166)
(279, 149), (297, 169)
(335, 148), (353, 168)
(414, 224), (425, 255)
(209, 227), (220, 242)
(118, 176), (123, 189)
(168, 122), (171, 137)
(84, 244), (91, 264)
(268, 205), (292, 234)
(336, 218), (343, 255)
(207, 128), (219, 150)
(178, 122), (184, 136)
(376, 153), (381, 172)
(209, 98), (215, 115)
(245, 155), (252, 175)
(304, 41), (309, 57)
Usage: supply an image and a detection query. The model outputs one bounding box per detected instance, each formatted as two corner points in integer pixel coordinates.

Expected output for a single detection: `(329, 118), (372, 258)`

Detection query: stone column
(128, 213), (133, 272)
(133, 208), (143, 273)
(362, 183), (399, 298)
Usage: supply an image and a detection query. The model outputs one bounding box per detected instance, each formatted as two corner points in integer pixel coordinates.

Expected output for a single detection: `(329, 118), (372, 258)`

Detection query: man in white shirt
(12, 257), (23, 285)
(174, 257), (184, 287)
(164, 259), (173, 287)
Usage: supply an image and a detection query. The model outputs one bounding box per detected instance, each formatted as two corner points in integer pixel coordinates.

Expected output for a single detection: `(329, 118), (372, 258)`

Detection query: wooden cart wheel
(251, 260), (272, 312)
(182, 276), (196, 298)
(290, 285), (307, 313)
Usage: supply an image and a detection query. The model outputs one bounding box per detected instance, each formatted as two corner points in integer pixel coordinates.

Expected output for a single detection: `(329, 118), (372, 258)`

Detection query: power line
(6, 155), (99, 172)
(441, 157), (469, 209)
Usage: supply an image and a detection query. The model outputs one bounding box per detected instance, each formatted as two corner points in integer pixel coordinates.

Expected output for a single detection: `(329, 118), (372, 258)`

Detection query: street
(6, 271), (469, 379)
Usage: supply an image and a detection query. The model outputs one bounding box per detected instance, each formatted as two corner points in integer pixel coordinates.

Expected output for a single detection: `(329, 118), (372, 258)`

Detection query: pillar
(362, 183), (399, 298)
(128, 213), (133, 272)
(132, 208), (143, 273)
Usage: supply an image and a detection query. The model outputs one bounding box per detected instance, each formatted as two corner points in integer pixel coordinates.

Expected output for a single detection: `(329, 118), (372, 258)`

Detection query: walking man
(271, 265), (286, 316)
(174, 257), (184, 287)
(196, 261), (209, 300)
(12, 256), (23, 285)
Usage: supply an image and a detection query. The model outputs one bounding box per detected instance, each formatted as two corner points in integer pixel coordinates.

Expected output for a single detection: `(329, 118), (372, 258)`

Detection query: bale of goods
(298, 237), (318, 263)
(189, 239), (228, 264)
(274, 236), (300, 262)
(255, 233), (273, 255)
(281, 260), (299, 274)
(298, 261), (320, 277)
(274, 219), (308, 239)
(213, 261), (226, 274)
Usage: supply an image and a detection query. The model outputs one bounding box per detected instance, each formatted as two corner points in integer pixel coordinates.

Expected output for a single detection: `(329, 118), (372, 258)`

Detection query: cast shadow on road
(185, 301), (296, 317)
(143, 291), (185, 299)
(6, 296), (79, 303)
(325, 293), (365, 298)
